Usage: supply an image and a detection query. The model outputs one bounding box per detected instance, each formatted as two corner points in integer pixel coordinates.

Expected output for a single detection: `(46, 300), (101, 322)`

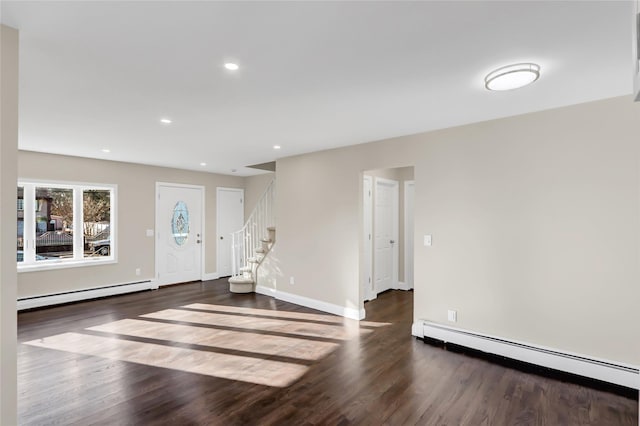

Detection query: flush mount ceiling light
(200, 162), (207, 167)
(101, 148), (111, 153)
(485, 63), (540, 91)
(160, 118), (172, 124)
(224, 62), (239, 71)
(273, 145), (281, 150)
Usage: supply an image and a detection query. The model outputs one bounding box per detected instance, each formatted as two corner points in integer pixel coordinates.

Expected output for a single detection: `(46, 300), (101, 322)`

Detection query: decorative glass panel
(171, 201), (190, 246)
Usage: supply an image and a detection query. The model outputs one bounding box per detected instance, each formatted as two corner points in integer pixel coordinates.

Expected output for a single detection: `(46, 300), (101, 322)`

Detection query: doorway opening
(361, 166), (415, 316)
(217, 187), (245, 278)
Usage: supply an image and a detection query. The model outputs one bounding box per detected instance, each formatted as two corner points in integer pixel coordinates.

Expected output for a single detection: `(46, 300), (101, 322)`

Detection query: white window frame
(17, 179), (117, 272)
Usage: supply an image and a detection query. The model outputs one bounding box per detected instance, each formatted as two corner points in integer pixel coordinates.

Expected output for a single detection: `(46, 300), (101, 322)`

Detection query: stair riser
(229, 224), (275, 293)
(229, 282), (254, 293)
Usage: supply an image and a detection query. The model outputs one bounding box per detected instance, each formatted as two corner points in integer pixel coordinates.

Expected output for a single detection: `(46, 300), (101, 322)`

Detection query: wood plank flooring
(18, 280), (638, 425)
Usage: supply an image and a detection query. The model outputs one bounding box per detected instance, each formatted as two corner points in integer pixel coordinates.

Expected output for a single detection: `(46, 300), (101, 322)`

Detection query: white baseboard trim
(17, 280), (155, 310)
(202, 272), (220, 281)
(394, 281), (412, 291)
(411, 320), (424, 338)
(256, 285), (364, 320)
(413, 320), (639, 390)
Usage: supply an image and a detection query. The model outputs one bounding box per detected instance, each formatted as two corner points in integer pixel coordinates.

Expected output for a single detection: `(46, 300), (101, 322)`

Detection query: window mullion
(73, 187), (84, 260)
(23, 184), (36, 264)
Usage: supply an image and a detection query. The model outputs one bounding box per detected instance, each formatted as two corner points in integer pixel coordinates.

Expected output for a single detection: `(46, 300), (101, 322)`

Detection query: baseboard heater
(413, 320), (639, 390)
(17, 280), (157, 311)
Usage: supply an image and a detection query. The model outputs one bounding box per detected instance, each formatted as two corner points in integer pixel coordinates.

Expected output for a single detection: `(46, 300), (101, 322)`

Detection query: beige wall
(365, 166), (414, 284)
(18, 151), (244, 298)
(1, 24), (19, 425)
(272, 96), (639, 365)
(243, 172), (274, 218)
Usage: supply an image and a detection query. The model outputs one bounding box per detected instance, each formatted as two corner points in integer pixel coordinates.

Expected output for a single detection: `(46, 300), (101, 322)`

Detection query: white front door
(217, 187), (244, 277)
(156, 183), (203, 286)
(374, 178), (399, 295)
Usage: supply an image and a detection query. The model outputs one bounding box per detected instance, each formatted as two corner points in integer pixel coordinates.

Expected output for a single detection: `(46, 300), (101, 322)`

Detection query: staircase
(228, 179), (275, 293)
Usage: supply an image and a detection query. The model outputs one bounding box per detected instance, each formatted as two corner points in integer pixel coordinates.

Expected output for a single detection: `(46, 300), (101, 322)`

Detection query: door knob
(390, 240), (395, 244)
(197, 239), (201, 244)
(220, 236), (224, 240)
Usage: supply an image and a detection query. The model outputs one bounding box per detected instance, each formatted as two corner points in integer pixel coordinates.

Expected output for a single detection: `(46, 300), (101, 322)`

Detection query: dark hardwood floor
(18, 279), (638, 425)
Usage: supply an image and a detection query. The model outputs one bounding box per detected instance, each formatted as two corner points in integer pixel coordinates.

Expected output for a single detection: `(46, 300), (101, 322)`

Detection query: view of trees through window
(34, 187), (73, 260)
(18, 183), (114, 265)
(83, 189), (111, 257)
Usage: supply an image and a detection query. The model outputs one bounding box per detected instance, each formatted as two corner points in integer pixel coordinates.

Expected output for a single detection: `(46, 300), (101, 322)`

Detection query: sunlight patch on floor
(23, 305), (389, 387)
(88, 319), (339, 360)
(141, 309), (371, 340)
(24, 332), (308, 387)
(184, 303), (390, 327)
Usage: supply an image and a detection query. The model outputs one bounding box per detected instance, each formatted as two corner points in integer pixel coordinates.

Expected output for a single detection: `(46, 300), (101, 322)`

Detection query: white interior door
(404, 181), (415, 289)
(217, 188), (244, 277)
(363, 175), (374, 302)
(374, 178), (399, 295)
(156, 183), (203, 286)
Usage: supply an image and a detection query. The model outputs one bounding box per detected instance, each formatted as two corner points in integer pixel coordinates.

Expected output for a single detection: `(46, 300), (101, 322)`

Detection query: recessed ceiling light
(224, 63), (239, 71)
(273, 145), (281, 150)
(200, 162), (207, 166)
(485, 63), (540, 91)
(101, 148), (111, 153)
(160, 118), (172, 124)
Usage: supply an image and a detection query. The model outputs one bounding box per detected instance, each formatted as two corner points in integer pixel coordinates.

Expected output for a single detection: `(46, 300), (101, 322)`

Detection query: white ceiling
(1, 1), (633, 176)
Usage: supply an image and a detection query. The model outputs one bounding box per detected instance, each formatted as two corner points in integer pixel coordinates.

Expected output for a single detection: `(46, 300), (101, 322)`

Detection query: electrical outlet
(289, 276), (295, 285)
(447, 309), (457, 322)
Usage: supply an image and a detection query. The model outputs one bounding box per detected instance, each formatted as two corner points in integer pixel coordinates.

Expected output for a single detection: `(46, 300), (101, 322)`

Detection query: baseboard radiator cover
(414, 320), (639, 390)
(17, 280), (156, 310)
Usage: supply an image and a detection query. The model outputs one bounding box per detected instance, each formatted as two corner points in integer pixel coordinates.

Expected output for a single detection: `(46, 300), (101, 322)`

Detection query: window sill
(18, 257), (117, 273)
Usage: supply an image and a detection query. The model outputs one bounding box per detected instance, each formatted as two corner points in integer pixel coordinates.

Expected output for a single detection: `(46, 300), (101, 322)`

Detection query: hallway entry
(361, 166), (415, 307)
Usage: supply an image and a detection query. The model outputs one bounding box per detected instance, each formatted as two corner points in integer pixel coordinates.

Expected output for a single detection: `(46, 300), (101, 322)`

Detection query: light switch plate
(146, 229), (154, 237)
(447, 310), (457, 322)
(424, 235), (432, 246)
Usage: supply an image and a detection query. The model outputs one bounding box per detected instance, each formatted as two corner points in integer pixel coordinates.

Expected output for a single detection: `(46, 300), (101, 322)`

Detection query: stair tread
(229, 276), (254, 284)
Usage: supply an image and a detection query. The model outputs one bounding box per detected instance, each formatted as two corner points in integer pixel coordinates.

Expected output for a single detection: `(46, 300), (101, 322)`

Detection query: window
(17, 186), (23, 263)
(18, 181), (116, 270)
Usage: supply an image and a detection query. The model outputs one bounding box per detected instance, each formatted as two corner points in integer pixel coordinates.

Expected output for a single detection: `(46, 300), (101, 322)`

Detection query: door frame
(216, 187), (245, 278)
(155, 182), (206, 287)
(362, 175), (374, 302)
(373, 177), (399, 295)
(404, 180), (415, 290)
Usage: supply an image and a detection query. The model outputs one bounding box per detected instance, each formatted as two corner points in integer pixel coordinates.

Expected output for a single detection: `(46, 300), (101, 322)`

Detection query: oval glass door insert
(171, 201), (190, 246)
